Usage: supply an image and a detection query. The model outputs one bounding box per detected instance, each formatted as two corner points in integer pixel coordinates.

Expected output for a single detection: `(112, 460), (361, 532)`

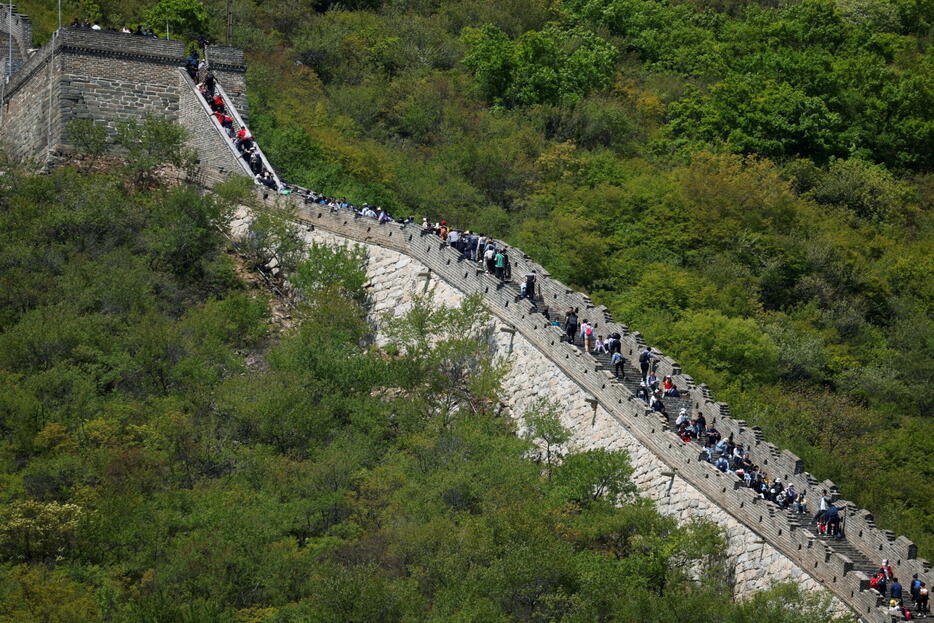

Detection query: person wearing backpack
(636, 380), (649, 402)
(910, 574), (921, 605)
(484, 246), (496, 274)
(580, 320), (594, 352)
(649, 391), (667, 419)
(523, 272), (536, 302)
(824, 504), (841, 537)
(494, 249), (506, 280)
(918, 583), (929, 615)
(639, 347), (655, 381)
(877, 574), (889, 597)
(611, 351), (625, 378)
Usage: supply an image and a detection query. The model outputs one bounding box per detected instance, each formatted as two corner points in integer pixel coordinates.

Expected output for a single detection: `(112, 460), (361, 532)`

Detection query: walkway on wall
(186, 65), (930, 623)
(179, 68), (280, 189)
(548, 303), (927, 621)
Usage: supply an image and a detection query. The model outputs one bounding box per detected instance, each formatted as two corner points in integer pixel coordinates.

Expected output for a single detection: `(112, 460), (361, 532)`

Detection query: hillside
(0, 152), (866, 620)
(11, 0), (934, 566)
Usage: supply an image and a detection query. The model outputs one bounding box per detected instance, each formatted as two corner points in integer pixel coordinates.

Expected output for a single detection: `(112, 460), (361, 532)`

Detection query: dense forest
(7, 0), (933, 594)
(0, 142), (857, 620)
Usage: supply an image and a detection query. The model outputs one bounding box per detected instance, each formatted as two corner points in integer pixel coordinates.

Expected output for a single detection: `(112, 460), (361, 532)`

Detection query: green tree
(113, 115), (196, 186)
(462, 23), (616, 107)
(552, 448), (637, 507)
(0, 501), (83, 563)
(662, 310), (781, 387)
(145, 0), (208, 40)
(522, 398), (571, 477)
(667, 77), (847, 162)
(65, 118), (108, 167)
(808, 157), (916, 221)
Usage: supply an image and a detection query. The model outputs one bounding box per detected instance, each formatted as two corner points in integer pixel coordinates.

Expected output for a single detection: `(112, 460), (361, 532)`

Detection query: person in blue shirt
(890, 577), (903, 603)
(910, 574), (921, 604)
(610, 351), (624, 378)
(824, 505), (842, 539)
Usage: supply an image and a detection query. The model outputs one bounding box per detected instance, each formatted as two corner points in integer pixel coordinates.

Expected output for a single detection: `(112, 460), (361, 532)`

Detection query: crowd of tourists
(543, 288), (924, 588)
(185, 64), (927, 619)
(67, 21), (213, 47)
(291, 195), (538, 294)
(873, 563), (930, 620)
(185, 54), (281, 191)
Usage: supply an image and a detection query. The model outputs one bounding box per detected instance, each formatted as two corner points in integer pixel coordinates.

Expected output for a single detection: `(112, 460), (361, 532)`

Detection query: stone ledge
(264, 198), (925, 623)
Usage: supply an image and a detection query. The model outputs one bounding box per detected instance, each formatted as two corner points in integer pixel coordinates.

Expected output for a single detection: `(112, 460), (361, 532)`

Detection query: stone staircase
(523, 298), (693, 418)
(2, 37), (24, 76)
(180, 69), (282, 191)
(800, 514), (928, 618)
(487, 266), (928, 620)
(0, 4), (32, 78)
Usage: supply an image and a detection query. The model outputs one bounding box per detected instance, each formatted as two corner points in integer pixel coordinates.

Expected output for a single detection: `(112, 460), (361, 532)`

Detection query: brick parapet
(476, 222), (930, 586)
(57, 28), (185, 63)
(205, 45), (247, 123)
(0, 11), (924, 616)
(258, 198), (927, 623)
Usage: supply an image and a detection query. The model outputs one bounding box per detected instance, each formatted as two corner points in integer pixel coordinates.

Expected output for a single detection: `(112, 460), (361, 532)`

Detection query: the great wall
(0, 10), (928, 621)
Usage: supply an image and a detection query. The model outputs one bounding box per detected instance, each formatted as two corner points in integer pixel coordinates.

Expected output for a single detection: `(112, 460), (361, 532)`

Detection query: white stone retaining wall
(231, 210), (837, 605)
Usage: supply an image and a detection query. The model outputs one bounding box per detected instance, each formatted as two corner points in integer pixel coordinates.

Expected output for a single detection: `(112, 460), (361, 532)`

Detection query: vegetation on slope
(0, 153), (854, 621)
(13, 0), (934, 555)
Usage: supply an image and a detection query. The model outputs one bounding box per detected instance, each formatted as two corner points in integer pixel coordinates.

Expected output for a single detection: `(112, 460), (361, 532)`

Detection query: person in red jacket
(211, 94), (225, 113)
(235, 128), (253, 153)
(881, 559), (894, 580)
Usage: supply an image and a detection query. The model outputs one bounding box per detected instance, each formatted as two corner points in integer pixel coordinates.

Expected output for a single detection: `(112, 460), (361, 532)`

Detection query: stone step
(503, 275), (926, 615)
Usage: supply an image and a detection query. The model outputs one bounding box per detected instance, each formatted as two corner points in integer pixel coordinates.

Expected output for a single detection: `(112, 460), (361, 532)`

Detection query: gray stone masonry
(240, 195), (930, 623)
(0, 28), (187, 161)
(0, 14), (926, 621)
(205, 45), (247, 124)
(0, 4), (33, 75)
(176, 68), (250, 188)
(0, 28), (252, 165)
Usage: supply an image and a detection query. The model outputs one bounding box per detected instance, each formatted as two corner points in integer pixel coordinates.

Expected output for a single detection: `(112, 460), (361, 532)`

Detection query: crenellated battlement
(0, 14), (927, 621)
(0, 27), (244, 165)
(255, 196), (930, 623)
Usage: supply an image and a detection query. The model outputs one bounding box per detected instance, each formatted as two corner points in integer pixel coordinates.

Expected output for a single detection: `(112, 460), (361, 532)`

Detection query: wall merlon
(270, 203), (932, 622)
(1, 18), (926, 616)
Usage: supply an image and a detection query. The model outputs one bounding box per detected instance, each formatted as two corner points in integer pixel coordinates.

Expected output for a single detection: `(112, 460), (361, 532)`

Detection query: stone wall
(239, 196), (929, 623)
(0, 36), (59, 161)
(0, 28), (187, 161)
(228, 211), (837, 603)
(177, 69), (248, 187)
(205, 45), (247, 123)
(0, 27), (255, 183)
(0, 14), (925, 620)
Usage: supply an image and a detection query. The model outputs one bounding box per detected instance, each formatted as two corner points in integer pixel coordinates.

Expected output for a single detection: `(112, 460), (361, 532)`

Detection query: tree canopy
(0, 158), (855, 621)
